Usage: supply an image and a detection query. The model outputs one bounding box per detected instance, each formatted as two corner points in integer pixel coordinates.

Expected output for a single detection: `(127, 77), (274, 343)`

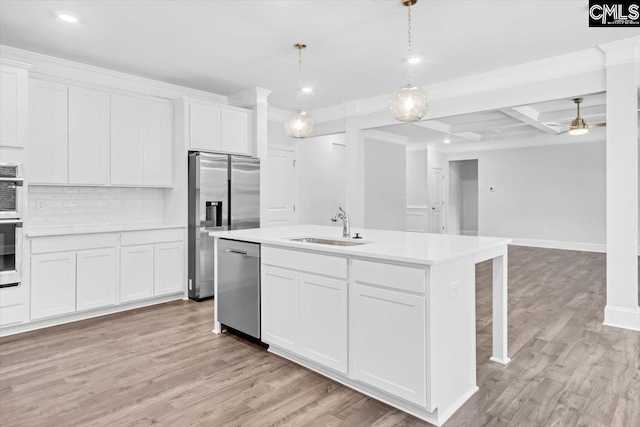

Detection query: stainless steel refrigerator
(188, 152), (260, 301)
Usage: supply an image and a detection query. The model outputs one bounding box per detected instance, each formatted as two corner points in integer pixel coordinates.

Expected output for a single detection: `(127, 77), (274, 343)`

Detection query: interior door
(265, 149), (296, 227)
(430, 167), (445, 233)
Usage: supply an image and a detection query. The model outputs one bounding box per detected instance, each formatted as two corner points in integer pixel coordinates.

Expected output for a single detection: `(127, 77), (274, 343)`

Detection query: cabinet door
(350, 283), (426, 406)
(0, 65), (27, 148)
(189, 102), (220, 152)
(154, 241), (184, 296)
(76, 248), (117, 311)
(120, 245), (154, 302)
(261, 265), (298, 351)
(31, 252), (76, 320)
(29, 80), (68, 184)
(68, 86), (108, 184)
(220, 109), (249, 154)
(299, 273), (348, 374)
(142, 99), (173, 186)
(111, 94), (143, 185)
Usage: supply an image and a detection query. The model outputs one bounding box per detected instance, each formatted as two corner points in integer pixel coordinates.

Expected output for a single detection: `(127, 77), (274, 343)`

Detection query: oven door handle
(0, 219), (22, 226)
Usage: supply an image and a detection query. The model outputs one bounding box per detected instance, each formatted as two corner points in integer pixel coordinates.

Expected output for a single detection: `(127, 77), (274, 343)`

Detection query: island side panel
(212, 237), (221, 333)
(491, 250), (510, 364)
(428, 255), (478, 420)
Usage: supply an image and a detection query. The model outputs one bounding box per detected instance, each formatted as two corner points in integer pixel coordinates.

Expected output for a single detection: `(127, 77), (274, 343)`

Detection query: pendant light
(389, 0), (427, 122)
(284, 43), (314, 138)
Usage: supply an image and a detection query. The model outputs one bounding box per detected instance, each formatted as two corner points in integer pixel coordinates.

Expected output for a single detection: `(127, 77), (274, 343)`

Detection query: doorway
(448, 160), (479, 236)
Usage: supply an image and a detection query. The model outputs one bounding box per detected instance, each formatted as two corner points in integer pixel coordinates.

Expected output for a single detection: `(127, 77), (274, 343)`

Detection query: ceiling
(381, 93), (616, 148)
(0, 1), (637, 110)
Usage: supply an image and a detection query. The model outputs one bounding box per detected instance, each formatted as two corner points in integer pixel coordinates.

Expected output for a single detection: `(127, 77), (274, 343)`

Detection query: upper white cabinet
(29, 80), (69, 183)
(111, 94), (173, 186)
(68, 87), (109, 184)
(184, 99), (251, 155)
(30, 81), (109, 185)
(0, 62), (29, 148)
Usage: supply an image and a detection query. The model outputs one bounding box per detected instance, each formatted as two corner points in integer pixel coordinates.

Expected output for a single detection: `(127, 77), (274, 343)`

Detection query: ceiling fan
(547, 97), (606, 135)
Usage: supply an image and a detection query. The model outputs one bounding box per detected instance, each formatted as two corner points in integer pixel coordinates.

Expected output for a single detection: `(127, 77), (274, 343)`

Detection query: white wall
(364, 138), (406, 231)
(447, 140), (606, 246)
(406, 148), (429, 207)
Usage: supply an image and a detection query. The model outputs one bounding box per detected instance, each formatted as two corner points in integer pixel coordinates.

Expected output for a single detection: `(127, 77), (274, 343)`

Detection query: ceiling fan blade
(555, 129), (569, 135)
(589, 122), (606, 128)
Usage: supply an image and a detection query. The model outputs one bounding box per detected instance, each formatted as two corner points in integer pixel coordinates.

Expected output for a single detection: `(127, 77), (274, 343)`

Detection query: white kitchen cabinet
(120, 245), (154, 302)
(76, 248), (118, 311)
(189, 102), (221, 152)
(111, 94), (173, 186)
(110, 94), (143, 185)
(220, 108), (249, 154)
(68, 86), (109, 185)
(350, 282), (426, 406)
(29, 80), (69, 184)
(153, 241), (184, 296)
(142, 99), (173, 186)
(298, 273), (348, 374)
(261, 265), (298, 352)
(31, 252), (76, 320)
(0, 62), (28, 148)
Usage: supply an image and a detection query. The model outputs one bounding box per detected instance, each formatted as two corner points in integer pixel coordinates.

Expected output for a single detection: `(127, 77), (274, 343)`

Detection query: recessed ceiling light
(443, 139), (451, 144)
(56, 11), (80, 23)
(302, 87), (313, 94)
(408, 55), (422, 65)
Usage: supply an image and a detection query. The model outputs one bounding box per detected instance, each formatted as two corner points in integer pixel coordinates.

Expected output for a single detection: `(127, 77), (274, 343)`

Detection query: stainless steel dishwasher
(217, 239), (261, 339)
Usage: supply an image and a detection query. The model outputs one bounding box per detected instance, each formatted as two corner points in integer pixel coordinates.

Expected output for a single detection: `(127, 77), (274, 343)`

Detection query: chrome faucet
(331, 207), (350, 238)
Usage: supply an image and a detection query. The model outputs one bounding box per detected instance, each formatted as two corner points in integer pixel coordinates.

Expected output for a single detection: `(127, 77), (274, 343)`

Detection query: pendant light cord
(298, 46), (303, 110)
(407, 1), (412, 86)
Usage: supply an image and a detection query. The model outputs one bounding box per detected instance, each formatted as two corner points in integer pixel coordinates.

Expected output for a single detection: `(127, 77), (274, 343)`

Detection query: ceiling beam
(499, 106), (560, 135)
(413, 120), (482, 142)
(449, 117), (523, 133)
(538, 104), (606, 123)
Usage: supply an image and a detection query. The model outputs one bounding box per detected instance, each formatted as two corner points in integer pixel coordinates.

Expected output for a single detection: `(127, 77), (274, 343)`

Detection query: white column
(491, 251), (510, 364)
(343, 101), (366, 227)
(600, 38), (640, 331)
(228, 87), (272, 228)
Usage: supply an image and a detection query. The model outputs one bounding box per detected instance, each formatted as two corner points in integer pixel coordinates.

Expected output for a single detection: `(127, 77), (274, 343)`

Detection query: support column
(600, 38), (640, 331)
(343, 101), (366, 228)
(228, 87), (272, 228)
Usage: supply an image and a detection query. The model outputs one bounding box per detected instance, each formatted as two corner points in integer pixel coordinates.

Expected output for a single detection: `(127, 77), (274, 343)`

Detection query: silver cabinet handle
(226, 249), (248, 255)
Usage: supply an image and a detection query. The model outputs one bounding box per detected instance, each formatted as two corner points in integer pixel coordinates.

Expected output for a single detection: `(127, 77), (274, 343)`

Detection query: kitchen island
(210, 225), (511, 426)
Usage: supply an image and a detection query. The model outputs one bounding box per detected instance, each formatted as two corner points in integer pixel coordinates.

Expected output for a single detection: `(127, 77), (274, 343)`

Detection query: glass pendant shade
(284, 108), (314, 138)
(389, 84), (428, 122)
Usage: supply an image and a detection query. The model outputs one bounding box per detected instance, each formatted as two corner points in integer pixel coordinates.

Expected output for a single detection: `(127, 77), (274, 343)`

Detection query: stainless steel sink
(289, 237), (367, 247)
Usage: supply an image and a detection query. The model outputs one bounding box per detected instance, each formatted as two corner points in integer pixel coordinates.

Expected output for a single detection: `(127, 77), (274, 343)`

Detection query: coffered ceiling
(0, 1), (637, 110)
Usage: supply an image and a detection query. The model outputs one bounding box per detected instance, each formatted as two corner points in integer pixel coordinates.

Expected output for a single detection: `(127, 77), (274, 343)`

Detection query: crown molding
(228, 87), (273, 108)
(0, 58), (32, 70)
(0, 45), (227, 103)
(363, 129), (408, 145)
(598, 36), (640, 67)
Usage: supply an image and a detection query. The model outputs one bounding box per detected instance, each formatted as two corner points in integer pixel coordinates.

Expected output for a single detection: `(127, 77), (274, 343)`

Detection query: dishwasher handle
(225, 248), (248, 255)
(218, 239), (260, 258)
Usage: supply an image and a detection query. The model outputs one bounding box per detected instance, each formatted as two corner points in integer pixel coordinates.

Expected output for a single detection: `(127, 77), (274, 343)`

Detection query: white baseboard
(603, 305), (640, 331)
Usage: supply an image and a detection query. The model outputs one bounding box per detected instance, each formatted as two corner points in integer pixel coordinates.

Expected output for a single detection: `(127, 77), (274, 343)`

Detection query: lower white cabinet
(262, 266), (299, 352)
(154, 241), (184, 296)
(120, 245), (154, 303)
(76, 248), (117, 311)
(350, 283), (427, 406)
(299, 273), (348, 374)
(31, 252), (76, 320)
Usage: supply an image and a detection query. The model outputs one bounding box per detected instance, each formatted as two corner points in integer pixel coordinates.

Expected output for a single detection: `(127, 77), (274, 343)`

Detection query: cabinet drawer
(0, 286), (23, 307)
(0, 304), (24, 326)
(353, 259), (426, 294)
(31, 233), (117, 254)
(262, 246), (347, 279)
(120, 228), (183, 246)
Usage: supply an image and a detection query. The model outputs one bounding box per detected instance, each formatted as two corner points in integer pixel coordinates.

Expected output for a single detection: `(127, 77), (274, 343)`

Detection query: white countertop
(26, 223), (185, 237)
(210, 225), (510, 266)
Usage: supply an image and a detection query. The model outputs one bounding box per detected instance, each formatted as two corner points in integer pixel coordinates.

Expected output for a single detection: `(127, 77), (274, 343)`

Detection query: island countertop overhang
(209, 224), (511, 266)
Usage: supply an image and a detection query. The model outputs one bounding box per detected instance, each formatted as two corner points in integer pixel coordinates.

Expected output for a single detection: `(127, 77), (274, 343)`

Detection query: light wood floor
(1, 246), (639, 427)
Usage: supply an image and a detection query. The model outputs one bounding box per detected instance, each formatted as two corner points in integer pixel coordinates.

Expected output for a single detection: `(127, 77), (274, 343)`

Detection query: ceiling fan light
(569, 117), (589, 135)
(284, 108), (314, 138)
(389, 84), (428, 122)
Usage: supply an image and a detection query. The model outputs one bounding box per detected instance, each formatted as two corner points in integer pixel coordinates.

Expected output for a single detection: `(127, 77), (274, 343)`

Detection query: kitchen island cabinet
(210, 225), (511, 426)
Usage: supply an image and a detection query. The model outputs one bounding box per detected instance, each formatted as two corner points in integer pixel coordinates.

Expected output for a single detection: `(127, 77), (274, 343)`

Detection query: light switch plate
(449, 281), (460, 298)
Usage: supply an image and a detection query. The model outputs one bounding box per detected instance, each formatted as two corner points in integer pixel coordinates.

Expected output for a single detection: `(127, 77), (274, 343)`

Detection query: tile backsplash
(28, 186), (164, 228)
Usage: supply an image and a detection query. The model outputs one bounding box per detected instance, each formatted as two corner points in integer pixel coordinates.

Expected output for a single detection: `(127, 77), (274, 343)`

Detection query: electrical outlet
(449, 281), (460, 298)
(36, 199), (45, 211)
(542, 228), (549, 235)
(121, 200), (126, 208)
